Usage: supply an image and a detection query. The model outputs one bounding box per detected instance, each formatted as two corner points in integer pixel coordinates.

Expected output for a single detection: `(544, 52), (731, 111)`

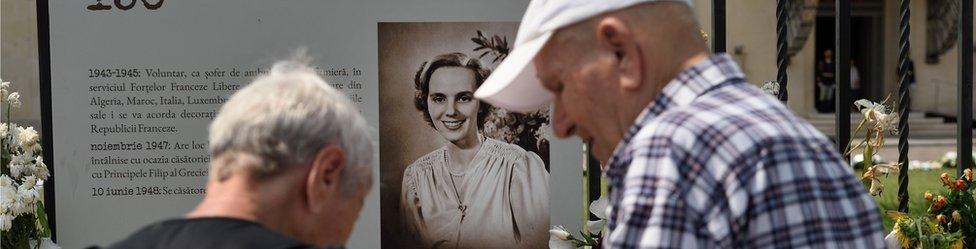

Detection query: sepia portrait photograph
(378, 22), (550, 249)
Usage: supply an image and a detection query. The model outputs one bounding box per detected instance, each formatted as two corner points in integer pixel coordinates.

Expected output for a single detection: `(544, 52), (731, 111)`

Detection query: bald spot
(553, 2), (706, 57)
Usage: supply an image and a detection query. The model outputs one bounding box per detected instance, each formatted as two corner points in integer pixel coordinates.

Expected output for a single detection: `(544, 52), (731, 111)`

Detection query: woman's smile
(441, 119), (466, 130)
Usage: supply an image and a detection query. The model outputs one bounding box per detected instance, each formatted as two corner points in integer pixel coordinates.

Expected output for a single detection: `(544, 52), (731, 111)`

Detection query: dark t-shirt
(98, 217), (323, 249)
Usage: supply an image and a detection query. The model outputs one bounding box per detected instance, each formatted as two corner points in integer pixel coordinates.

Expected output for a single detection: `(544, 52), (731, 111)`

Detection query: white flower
(0, 213), (13, 231)
(855, 99), (899, 134)
(16, 126), (39, 150)
(586, 219), (607, 237)
(761, 81), (780, 96)
(7, 92), (21, 108)
(549, 226), (572, 240)
(9, 163), (28, 179)
(586, 195), (609, 235)
(19, 175), (39, 199)
(850, 153), (883, 166)
(21, 175), (37, 190)
(878, 112), (899, 134)
(908, 160), (921, 170)
(0, 80), (9, 99)
(850, 154), (865, 166)
(16, 176), (40, 214)
(1, 123), (7, 139)
(589, 195), (609, 219)
(549, 236), (577, 249)
(9, 153), (34, 178)
(945, 151), (958, 161)
(0, 176), (15, 213)
(854, 99), (877, 112)
(35, 156), (50, 180)
(10, 192), (27, 215)
(14, 151), (34, 165)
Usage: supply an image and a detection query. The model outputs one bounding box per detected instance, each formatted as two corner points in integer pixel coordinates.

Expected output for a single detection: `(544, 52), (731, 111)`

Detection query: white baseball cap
(474, 0), (691, 112)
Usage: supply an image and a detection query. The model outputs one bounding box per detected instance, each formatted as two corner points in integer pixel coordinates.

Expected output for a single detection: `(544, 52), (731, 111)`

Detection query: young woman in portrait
(399, 52), (549, 249)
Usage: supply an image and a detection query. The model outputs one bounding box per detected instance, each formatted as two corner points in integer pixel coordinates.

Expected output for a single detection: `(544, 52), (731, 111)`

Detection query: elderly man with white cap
(476, 0), (886, 248)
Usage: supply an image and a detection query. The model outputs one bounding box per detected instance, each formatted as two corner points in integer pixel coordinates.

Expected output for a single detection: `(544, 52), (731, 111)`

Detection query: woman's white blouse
(401, 138), (549, 249)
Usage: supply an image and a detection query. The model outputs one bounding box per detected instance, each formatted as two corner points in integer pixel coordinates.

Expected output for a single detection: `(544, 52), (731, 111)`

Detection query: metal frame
(958, 0), (973, 176)
(836, 0), (851, 158)
(776, 0), (789, 102)
(36, 0), (56, 241)
(897, 0), (911, 213)
(713, 0), (726, 53)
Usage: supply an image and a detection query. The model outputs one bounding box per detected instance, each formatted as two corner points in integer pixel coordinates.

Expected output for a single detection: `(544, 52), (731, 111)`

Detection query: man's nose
(551, 103), (575, 138)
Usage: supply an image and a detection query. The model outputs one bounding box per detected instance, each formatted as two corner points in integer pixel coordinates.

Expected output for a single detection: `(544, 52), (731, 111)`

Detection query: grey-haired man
(103, 58), (373, 249)
(476, 0), (885, 248)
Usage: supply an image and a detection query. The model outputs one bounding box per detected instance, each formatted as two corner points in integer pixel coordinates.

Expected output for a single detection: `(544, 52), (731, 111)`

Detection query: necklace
(443, 134), (484, 248)
(443, 151), (467, 216)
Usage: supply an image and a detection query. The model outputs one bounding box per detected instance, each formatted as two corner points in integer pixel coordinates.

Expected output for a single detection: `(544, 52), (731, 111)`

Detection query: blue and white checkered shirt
(603, 54), (885, 248)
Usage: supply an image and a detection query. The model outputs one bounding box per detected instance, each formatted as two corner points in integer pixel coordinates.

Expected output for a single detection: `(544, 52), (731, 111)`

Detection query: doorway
(814, 1), (885, 113)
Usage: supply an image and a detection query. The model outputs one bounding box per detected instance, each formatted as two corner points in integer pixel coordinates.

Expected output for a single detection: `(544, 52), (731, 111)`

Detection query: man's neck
(186, 174), (294, 235)
(680, 52), (709, 73)
(187, 178), (261, 221)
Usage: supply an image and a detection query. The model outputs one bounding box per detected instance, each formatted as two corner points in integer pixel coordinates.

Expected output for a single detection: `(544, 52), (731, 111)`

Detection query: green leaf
(36, 202), (51, 238)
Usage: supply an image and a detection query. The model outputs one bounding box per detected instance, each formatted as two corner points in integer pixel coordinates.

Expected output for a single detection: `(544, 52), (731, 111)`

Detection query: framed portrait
(378, 22), (551, 249)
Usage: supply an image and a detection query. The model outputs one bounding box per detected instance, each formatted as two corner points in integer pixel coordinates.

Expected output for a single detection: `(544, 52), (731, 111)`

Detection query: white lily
(550, 226), (572, 240)
(549, 236), (576, 249)
(0, 80), (10, 97)
(586, 195), (609, 235)
(7, 92), (21, 108)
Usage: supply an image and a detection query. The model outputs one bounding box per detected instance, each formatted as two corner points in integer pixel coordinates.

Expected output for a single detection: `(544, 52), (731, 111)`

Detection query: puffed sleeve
(509, 150), (550, 248)
(399, 165), (427, 245)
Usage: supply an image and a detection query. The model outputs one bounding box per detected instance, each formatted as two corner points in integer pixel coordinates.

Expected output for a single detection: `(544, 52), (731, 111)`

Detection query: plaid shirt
(603, 54), (885, 249)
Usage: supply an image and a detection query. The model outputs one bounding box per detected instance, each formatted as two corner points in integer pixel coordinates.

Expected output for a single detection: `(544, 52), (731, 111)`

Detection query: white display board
(41, 1), (585, 248)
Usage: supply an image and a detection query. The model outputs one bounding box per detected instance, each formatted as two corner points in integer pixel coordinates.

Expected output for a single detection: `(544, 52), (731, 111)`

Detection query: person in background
(101, 55), (374, 249)
(475, 0), (886, 248)
(817, 49), (837, 112)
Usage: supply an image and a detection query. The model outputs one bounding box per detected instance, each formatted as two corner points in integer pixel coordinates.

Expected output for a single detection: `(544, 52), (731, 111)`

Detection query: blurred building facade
(692, 0), (975, 121)
(3, 0), (974, 132)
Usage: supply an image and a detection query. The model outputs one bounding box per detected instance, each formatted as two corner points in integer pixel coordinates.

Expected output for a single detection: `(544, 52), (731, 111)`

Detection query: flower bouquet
(1, 79), (56, 249)
(549, 195), (608, 249)
(887, 169), (976, 248)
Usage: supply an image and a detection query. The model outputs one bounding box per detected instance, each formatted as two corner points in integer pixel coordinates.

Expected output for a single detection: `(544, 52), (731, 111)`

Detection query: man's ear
(596, 17), (643, 91)
(305, 145), (346, 213)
